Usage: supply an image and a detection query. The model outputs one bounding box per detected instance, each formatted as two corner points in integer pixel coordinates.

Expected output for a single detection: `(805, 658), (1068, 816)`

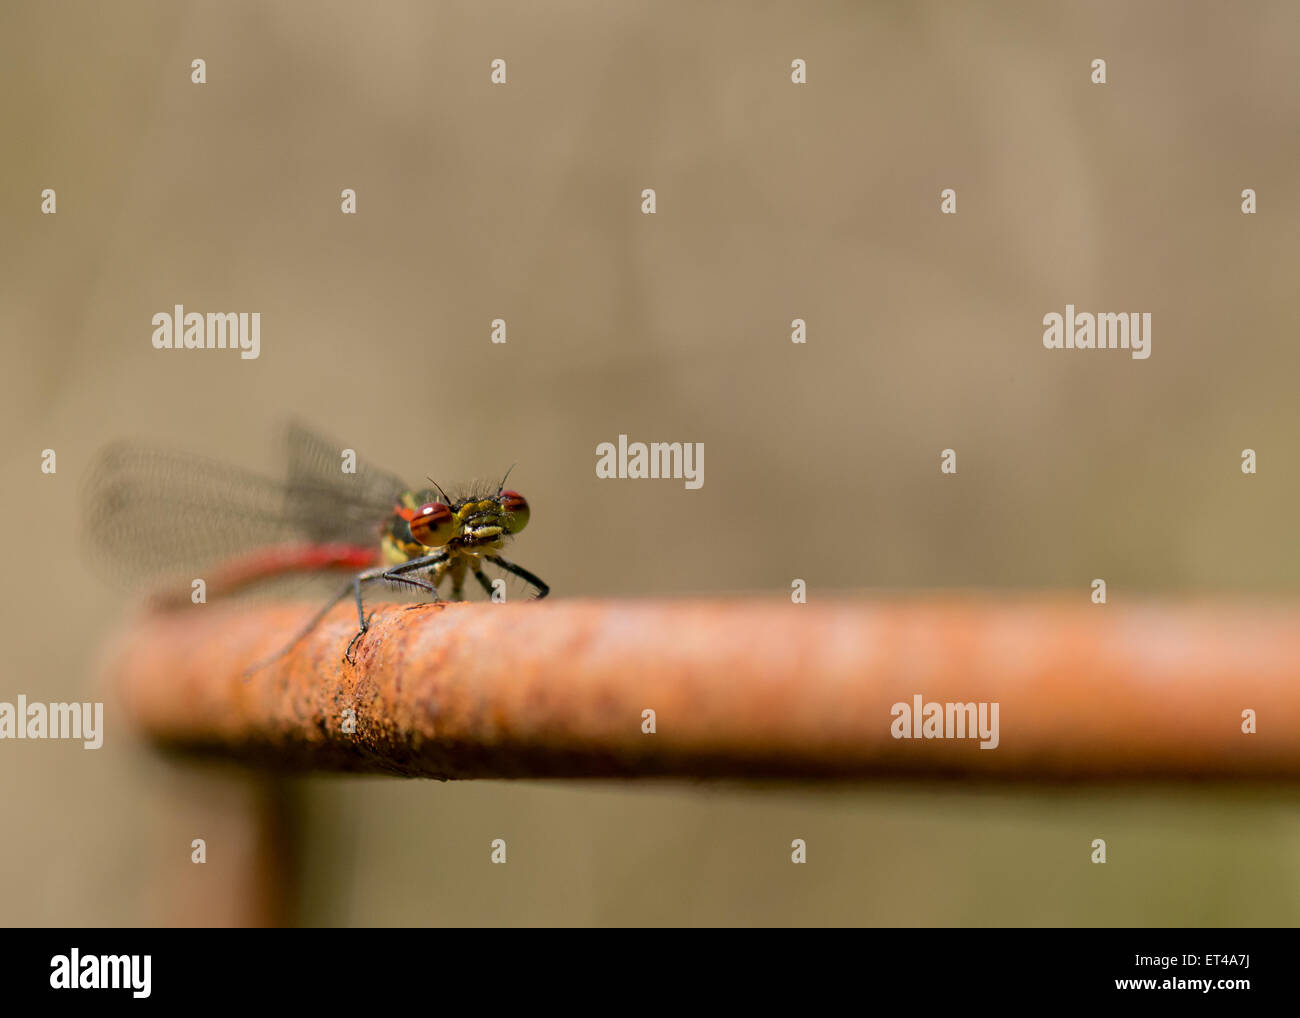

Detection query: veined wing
(82, 433), (402, 589)
(282, 420), (411, 543)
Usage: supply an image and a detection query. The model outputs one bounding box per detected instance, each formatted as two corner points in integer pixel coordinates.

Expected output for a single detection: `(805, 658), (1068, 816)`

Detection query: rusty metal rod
(106, 596), (1300, 780)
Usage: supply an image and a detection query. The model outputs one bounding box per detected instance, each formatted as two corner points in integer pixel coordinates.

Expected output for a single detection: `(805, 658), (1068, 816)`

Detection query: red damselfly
(84, 423), (548, 666)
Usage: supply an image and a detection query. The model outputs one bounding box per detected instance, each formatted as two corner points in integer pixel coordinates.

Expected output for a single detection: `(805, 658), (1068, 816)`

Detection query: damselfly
(84, 422), (548, 665)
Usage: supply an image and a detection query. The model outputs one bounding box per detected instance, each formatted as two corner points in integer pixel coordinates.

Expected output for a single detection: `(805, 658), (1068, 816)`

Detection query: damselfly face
(383, 484), (531, 567)
(380, 483), (542, 606)
(402, 488), (530, 551)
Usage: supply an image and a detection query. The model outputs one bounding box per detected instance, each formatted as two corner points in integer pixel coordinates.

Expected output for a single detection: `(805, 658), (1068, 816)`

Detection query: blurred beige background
(2, 0), (1298, 925)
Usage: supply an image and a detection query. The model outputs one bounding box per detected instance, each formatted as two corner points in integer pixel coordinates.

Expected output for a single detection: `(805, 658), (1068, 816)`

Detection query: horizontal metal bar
(106, 596), (1300, 780)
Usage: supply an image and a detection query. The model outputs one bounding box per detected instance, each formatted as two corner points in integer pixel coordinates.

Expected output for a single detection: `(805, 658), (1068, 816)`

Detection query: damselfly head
(401, 484), (530, 549)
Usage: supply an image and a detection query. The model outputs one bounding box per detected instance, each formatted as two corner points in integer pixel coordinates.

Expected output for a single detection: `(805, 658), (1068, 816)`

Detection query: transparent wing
(282, 421), (411, 542)
(82, 432), (401, 590)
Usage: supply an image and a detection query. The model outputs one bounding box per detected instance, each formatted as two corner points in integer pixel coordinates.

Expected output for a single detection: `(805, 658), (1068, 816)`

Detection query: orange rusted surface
(106, 596), (1300, 780)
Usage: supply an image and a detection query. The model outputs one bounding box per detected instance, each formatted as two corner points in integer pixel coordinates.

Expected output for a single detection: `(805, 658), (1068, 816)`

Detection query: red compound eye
(408, 501), (456, 547)
(498, 490), (530, 534)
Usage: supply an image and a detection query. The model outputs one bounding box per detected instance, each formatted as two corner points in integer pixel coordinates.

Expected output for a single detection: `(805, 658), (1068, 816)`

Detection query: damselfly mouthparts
(84, 423), (548, 666)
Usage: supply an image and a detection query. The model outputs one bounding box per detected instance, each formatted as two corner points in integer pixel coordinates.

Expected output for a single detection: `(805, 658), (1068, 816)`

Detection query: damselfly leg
(246, 551), (451, 672)
(486, 554), (550, 598)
